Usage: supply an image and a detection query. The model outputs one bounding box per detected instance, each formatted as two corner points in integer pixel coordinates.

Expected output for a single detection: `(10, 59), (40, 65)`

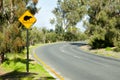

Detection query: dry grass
(80, 45), (120, 59)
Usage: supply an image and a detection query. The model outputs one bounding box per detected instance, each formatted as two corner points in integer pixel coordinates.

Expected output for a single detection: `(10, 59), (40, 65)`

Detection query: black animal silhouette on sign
(24, 16), (32, 21)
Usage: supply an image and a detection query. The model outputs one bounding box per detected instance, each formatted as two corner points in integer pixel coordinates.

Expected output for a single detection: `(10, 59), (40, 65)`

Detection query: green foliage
(64, 31), (77, 41)
(0, 0), (39, 63)
(114, 47), (120, 52)
(52, 0), (87, 31)
(85, 0), (120, 49)
(89, 35), (114, 49)
(61, 0), (87, 26)
(77, 33), (88, 41)
(29, 27), (42, 45)
(50, 18), (55, 25)
(29, 26), (87, 43)
(51, 0), (88, 42)
(26, 0), (38, 14)
(55, 24), (64, 34)
(46, 32), (57, 43)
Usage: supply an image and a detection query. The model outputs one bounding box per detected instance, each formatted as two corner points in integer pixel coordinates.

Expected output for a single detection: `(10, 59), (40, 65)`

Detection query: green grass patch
(105, 47), (113, 51)
(1, 58), (54, 79)
(0, 44), (55, 80)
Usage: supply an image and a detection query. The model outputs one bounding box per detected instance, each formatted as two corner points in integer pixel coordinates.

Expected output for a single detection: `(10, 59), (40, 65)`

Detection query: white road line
(74, 55), (81, 59)
(59, 44), (110, 68)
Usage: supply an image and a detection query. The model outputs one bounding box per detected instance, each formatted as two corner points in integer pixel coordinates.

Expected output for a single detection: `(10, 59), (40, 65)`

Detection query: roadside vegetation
(0, 0), (87, 78)
(0, 46), (55, 80)
(52, 0), (120, 58)
(52, 0), (120, 50)
(80, 45), (120, 59)
(0, 0), (120, 79)
(0, 54), (52, 80)
(0, 0), (55, 80)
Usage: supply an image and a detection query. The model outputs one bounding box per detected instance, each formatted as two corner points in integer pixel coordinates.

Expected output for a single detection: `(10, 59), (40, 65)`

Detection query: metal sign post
(18, 10), (36, 72)
(26, 29), (29, 72)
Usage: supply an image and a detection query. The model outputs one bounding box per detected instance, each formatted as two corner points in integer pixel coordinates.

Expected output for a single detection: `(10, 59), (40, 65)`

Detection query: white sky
(34, 0), (57, 29)
(34, 0), (86, 32)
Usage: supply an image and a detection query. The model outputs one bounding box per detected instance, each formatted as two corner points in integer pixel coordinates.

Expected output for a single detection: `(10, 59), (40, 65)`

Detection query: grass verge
(0, 43), (55, 80)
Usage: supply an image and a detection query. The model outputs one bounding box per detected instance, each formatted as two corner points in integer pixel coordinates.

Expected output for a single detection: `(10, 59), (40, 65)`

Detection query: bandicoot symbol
(24, 16), (32, 21)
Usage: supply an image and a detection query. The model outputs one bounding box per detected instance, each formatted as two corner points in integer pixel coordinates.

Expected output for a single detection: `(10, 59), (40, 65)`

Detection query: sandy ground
(0, 66), (5, 75)
(80, 45), (120, 59)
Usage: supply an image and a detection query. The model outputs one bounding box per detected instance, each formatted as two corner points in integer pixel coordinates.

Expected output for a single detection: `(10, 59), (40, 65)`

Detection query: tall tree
(53, 0), (87, 30)
(0, 0), (3, 30)
(0, 0), (3, 14)
(0, 0), (38, 63)
(86, 0), (120, 49)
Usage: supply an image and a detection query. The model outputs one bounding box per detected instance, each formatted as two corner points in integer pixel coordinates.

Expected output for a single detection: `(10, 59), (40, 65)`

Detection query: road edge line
(33, 52), (64, 80)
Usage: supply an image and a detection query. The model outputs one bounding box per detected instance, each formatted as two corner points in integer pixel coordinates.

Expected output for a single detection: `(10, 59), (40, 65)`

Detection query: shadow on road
(70, 42), (87, 47)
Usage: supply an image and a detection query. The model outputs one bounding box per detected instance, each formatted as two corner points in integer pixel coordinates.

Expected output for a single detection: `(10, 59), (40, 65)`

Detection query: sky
(34, 0), (57, 29)
(34, 0), (86, 32)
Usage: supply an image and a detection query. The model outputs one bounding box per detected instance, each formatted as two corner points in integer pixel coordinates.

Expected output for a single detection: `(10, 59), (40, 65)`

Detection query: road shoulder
(80, 45), (120, 59)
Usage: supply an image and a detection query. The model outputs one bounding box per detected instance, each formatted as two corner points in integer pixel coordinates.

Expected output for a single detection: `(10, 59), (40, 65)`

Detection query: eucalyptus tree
(53, 0), (120, 49)
(52, 0), (87, 41)
(53, 0), (87, 30)
(0, 0), (38, 63)
(86, 0), (120, 49)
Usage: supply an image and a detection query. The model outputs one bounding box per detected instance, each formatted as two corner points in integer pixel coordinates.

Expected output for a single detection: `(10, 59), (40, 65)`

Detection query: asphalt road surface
(35, 42), (120, 80)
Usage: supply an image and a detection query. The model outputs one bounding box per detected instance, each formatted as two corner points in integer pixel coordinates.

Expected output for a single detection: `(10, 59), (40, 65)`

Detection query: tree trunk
(0, 0), (3, 29)
(0, 0), (3, 64)
(0, 52), (4, 64)
(10, 0), (14, 23)
(0, 0), (3, 14)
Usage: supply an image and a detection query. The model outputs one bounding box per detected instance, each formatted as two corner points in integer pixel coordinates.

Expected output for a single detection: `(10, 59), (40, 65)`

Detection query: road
(35, 42), (120, 80)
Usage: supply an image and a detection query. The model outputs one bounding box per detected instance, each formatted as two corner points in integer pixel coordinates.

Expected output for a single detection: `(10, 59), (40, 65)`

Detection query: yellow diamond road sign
(19, 10), (36, 29)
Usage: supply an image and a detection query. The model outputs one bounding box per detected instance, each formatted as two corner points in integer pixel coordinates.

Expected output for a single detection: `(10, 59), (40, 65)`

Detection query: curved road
(35, 42), (120, 80)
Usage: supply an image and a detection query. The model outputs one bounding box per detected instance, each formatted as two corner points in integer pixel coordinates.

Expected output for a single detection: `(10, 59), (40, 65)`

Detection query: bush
(89, 36), (113, 49)
(46, 32), (57, 43)
(77, 33), (88, 41)
(64, 32), (78, 41)
(114, 47), (120, 52)
(105, 47), (112, 51)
